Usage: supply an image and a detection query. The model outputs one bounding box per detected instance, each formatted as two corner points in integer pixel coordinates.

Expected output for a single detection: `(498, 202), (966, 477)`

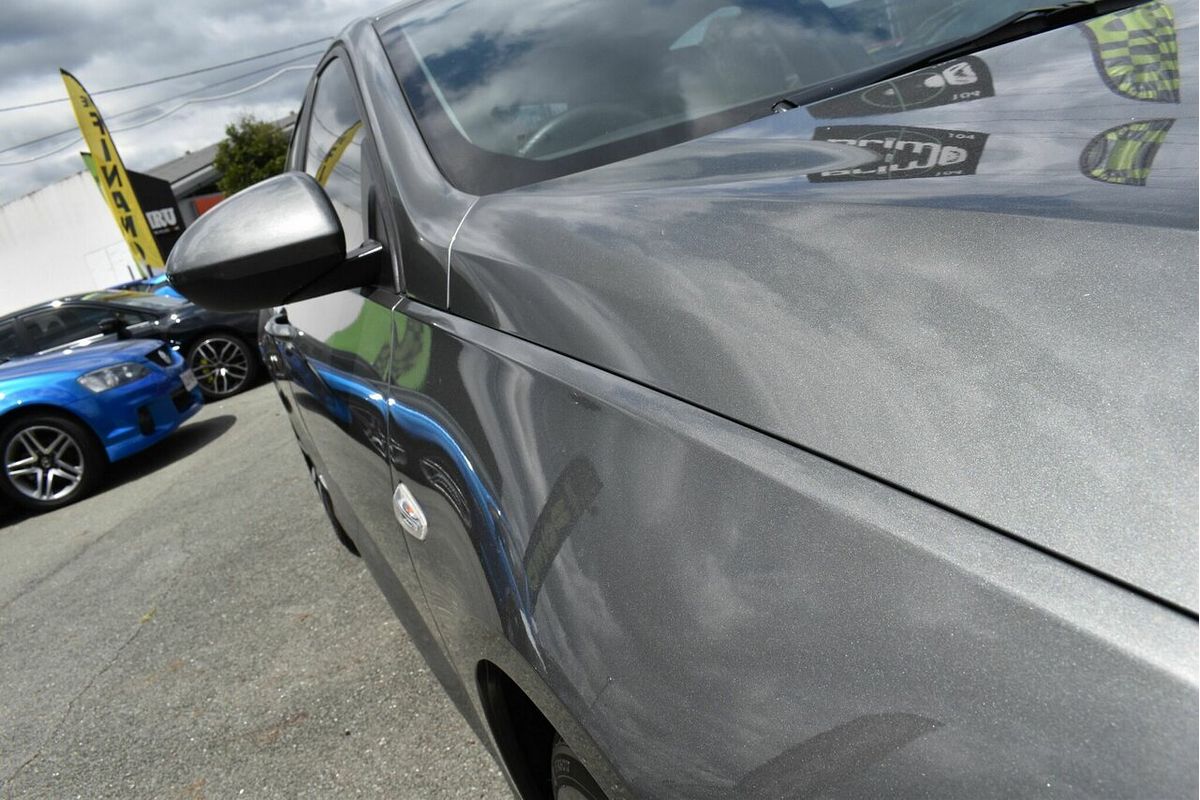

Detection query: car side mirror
(166, 171), (384, 312)
(98, 317), (131, 339)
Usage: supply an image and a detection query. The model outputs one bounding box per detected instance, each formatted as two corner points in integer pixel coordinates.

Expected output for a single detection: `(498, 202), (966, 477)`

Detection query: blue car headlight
(77, 362), (151, 393)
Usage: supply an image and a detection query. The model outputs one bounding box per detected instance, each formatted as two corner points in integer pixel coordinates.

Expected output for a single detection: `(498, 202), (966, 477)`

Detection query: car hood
(0, 339), (160, 381)
(449, 2), (1199, 612)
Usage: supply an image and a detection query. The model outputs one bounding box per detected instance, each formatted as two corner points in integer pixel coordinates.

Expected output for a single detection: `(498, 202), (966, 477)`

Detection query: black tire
(551, 738), (609, 800)
(0, 413), (105, 512)
(186, 333), (260, 400)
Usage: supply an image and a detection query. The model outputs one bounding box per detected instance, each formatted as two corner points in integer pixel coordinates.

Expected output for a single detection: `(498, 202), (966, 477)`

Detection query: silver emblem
(393, 482), (428, 540)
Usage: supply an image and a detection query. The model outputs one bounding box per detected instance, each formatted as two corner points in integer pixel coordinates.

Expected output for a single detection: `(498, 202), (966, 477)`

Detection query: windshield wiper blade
(887, 0), (1143, 77)
(774, 0), (1141, 113)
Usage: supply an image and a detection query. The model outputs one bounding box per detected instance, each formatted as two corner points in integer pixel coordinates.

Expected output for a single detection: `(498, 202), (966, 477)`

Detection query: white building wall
(0, 172), (140, 315)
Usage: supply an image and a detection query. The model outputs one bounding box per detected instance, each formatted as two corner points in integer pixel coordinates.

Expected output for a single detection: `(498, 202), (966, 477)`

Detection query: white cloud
(0, 0), (374, 203)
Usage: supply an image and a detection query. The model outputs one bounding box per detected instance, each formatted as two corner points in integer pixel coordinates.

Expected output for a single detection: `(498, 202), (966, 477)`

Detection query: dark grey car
(168, 0), (1198, 796)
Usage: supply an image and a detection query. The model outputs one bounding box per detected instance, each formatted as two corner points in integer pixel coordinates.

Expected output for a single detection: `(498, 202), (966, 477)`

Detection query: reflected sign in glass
(810, 57), (994, 119)
(808, 125), (987, 182)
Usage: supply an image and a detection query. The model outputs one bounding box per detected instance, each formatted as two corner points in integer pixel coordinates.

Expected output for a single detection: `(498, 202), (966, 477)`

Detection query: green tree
(213, 115), (289, 196)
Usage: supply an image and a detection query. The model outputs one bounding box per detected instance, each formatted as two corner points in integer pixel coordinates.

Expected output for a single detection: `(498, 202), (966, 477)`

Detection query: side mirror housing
(166, 171), (383, 311)
(98, 317), (130, 339)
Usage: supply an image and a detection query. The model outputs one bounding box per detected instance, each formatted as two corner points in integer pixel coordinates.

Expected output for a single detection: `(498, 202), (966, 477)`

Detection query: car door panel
(287, 289), (393, 540)
(143, 6), (1199, 795)
(380, 300), (1196, 800)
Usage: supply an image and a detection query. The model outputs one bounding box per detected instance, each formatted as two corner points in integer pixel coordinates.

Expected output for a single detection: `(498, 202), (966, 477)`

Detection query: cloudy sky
(0, 0), (374, 204)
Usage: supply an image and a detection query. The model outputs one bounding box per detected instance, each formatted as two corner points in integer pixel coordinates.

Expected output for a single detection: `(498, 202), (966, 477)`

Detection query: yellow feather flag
(60, 69), (163, 275)
(315, 120), (362, 187)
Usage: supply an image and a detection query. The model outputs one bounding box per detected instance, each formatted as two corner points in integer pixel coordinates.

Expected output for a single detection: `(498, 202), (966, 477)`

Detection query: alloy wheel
(3, 424), (85, 502)
(189, 335), (251, 398)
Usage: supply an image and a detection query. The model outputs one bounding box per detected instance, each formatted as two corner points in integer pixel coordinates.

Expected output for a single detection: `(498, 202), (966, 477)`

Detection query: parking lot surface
(0, 384), (510, 799)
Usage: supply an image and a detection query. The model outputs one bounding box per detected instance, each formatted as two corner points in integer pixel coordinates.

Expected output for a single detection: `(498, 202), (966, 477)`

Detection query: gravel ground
(0, 383), (511, 799)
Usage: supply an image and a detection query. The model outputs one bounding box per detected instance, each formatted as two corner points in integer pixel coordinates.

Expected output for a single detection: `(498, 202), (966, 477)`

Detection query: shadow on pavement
(0, 414), (237, 529)
(107, 414), (237, 489)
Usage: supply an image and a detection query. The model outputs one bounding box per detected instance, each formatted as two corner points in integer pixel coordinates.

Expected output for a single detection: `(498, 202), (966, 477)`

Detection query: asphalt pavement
(0, 384), (511, 799)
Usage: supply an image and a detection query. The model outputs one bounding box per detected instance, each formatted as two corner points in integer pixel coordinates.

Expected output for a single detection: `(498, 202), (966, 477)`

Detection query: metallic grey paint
(449, 11), (1200, 612)
(168, 172), (346, 311)
(187, 4), (1197, 797)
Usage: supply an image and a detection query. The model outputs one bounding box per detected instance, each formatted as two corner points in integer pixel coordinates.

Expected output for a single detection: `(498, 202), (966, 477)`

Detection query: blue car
(0, 338), (202, 512)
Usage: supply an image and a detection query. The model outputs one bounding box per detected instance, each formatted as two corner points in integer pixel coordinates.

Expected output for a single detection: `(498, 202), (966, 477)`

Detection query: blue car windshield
(377, 0), (1104, 193)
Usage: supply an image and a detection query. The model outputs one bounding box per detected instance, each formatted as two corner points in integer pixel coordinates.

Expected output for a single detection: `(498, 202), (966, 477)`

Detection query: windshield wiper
(774, 0), (1143, 113)
(882, 0), (1144, 78)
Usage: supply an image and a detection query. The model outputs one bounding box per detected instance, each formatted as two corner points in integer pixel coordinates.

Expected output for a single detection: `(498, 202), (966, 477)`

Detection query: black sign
(810, 56), (994, 119)
(808, 125), (989, 182)
(128, 171), (185, 258)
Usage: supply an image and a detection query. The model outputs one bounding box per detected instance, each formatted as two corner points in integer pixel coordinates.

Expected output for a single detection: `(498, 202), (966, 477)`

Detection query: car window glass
(0, 321), (19, 361)
(304, 59), (366, 251)
(112, 308), (157, 323)
(78, 290), (185, 311)
(379, 0), (1041, 193)
(21, 306), (113, 351)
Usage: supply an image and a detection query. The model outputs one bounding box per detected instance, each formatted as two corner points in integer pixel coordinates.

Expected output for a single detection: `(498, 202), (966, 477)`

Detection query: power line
(0, 64), (314, 167)
(0, 37), (331, 113)
(0, 48), (324, 156)
(112, 66), (312, 133)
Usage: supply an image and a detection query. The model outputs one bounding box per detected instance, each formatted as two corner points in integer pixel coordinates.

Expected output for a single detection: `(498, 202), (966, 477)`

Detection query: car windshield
(378, 0), (1067, 193)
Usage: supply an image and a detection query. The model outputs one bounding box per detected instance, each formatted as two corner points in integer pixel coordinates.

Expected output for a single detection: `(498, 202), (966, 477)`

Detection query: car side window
(0, 321), (19, 361)
(113, 308), (157, 324)
(304, 59), (366, 252)
(21, 306), (112, 351)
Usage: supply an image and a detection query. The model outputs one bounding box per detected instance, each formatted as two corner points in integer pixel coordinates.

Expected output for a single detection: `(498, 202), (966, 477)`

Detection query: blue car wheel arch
(0, 339), (202, 511)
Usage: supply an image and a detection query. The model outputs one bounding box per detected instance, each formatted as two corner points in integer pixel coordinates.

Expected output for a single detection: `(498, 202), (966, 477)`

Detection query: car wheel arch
(0, 405), (109, 511)
(0, 403), (108, 462)
(177, 325), (254, 349)
(476, 658), (627, 800)
(179, 327), (261, 363)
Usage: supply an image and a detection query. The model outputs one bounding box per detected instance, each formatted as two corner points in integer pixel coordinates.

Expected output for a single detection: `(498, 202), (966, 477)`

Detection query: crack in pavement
(1, 543), (195, 798)
(0, 476), (188, 622)
(0, 526), (120, 622)
(0, 418), (267, 623)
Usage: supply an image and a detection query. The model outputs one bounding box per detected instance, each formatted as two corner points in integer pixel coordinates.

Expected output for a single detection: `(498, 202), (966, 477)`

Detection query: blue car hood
(0, 340), (161, 381)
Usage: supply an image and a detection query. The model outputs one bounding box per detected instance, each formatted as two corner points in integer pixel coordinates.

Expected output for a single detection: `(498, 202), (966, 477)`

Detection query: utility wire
(111, 66), (312, 133)
(0, 48), (323, 156)
(0, 64), (314, 166)
(0, 37), (331, 113)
